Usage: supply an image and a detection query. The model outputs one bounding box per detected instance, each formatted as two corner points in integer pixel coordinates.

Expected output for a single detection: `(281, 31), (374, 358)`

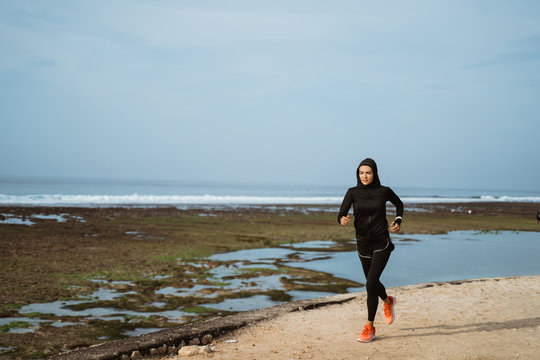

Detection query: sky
(1, 1), (539, 191)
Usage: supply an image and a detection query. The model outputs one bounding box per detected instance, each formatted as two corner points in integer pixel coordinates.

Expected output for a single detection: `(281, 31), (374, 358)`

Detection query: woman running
(338, 158), (404, 342)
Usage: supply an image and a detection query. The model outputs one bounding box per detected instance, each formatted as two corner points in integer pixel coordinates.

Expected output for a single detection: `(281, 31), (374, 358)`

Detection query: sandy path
(165, 276), (540, 360)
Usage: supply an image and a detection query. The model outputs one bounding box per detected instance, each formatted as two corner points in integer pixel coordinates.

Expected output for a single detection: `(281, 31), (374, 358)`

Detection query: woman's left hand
(389, 221), (400, 233)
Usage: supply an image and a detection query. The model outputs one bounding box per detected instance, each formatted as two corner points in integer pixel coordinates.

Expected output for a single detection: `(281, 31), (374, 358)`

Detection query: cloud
(1, 1), (539, 189)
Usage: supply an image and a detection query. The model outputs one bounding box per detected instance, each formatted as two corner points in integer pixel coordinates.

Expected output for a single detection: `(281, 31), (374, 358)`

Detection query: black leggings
(359, 248), (392, 322)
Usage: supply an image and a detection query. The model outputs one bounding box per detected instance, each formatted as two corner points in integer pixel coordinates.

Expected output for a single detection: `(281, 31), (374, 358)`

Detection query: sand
(164, 276), (540, 360)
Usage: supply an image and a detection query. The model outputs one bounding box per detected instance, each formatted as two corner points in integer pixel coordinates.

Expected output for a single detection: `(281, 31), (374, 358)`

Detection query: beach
(161, 275), (540, 360)
(0, 202), (539, 359)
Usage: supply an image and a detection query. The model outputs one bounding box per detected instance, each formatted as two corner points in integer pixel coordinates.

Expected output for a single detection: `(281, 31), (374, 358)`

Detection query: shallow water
(6, 231), (539, 335)
(201, 295), (281, 312)
(0, 346), (14, 354)
(387, 231), (540, 285)
(0, 212), (86, 226)
(198, 231), (540, 312)
(123, 327), (165, 337)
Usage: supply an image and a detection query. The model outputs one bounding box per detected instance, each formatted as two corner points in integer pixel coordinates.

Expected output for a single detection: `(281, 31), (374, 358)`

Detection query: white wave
(402, 196), (540, 203)
(480, 195), (540, 202)
(0, 194), (343, 205)
(0, 194), (539, 206)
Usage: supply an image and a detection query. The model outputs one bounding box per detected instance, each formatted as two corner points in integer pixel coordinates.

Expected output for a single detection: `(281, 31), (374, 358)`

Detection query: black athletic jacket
(338, 158), (404, 255)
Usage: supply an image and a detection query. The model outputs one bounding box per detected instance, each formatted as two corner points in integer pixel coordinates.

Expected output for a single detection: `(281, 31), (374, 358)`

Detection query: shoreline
(167, 275), (540, 360)
(49, 275), (540, 360)
(1, 202), (539, 359)
(1, 199), (540, 206)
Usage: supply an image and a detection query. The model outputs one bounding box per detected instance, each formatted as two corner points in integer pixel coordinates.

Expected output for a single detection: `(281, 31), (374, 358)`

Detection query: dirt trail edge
(49, 293), (357, 360)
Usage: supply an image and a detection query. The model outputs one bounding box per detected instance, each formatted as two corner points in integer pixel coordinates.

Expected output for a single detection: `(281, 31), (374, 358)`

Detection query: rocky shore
(0, 202), (538, 358)
(52, 276), (540, 360)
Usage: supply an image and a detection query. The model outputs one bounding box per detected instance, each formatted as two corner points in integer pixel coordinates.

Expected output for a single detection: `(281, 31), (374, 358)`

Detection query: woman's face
(358, 165), (374, 185)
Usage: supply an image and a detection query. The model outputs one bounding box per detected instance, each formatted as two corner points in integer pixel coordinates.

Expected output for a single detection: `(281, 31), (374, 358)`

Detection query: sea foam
(0, 193), (539, 206)
(0, 194), (342, 206)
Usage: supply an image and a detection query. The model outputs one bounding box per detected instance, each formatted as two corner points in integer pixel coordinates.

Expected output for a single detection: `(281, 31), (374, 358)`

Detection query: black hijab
(356, 158), (381, 188)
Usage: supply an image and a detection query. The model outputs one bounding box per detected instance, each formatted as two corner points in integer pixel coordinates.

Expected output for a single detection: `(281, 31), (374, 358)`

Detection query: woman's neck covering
(356, 157), (381, 188)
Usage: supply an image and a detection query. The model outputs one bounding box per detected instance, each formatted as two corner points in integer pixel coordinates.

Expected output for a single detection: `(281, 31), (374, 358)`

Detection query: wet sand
(164, 275), (540, 360)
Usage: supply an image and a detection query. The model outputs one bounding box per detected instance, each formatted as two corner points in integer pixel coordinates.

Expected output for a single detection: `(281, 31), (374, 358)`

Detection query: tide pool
(6, 231), (539, 335)
(212, 230), (540, 290)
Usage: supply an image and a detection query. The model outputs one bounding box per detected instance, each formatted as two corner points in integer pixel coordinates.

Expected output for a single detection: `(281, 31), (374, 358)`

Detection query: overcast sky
(1, 1), (539, 190)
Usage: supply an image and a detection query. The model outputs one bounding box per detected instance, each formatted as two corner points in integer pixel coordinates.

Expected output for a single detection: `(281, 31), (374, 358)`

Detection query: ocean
(0, 176), (539, 206)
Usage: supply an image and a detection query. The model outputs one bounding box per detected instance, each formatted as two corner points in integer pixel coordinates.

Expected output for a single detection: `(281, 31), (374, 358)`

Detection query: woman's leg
(359, 248), (392, 322)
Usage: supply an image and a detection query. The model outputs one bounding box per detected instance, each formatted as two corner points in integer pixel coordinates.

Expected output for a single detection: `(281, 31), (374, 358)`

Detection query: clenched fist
(340, 215), (350, 226)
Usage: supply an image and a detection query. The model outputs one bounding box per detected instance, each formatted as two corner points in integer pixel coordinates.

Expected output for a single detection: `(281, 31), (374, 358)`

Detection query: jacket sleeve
(337, 188), (353, 224)
(387, 187), (404, 224)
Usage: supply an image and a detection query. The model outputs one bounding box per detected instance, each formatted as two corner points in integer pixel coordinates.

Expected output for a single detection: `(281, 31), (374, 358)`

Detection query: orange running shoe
(357, 324), (376, 342)
(383, 296), (396, 325)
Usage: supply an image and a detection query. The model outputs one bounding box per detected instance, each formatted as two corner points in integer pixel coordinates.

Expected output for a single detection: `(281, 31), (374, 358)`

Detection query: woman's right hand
(340, 215), (350, 226)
